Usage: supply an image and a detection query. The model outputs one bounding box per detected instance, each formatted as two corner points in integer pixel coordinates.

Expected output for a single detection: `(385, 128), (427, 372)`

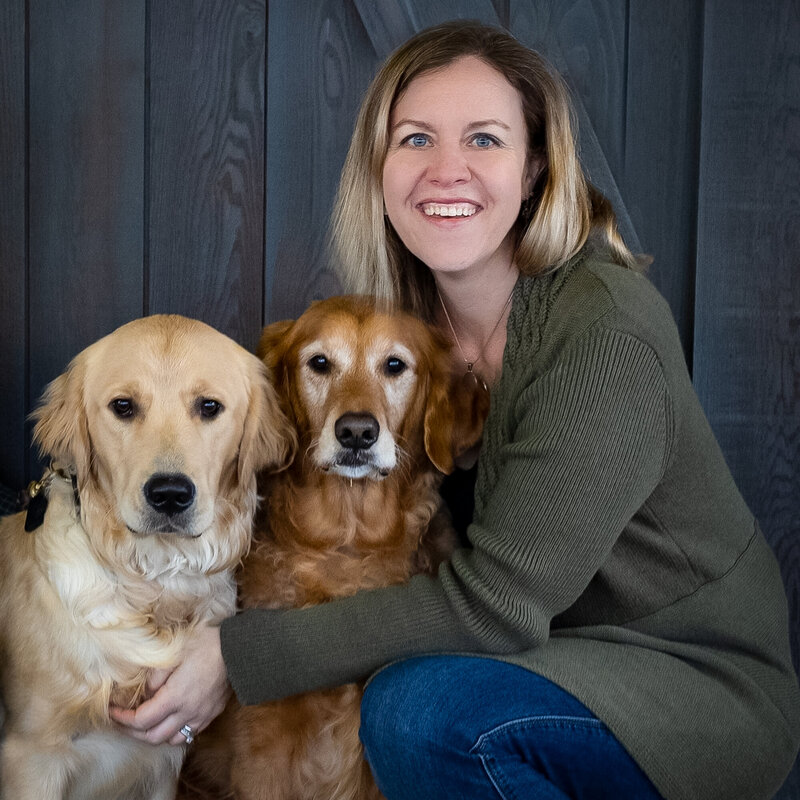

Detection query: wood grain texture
(352, 0), (500, 61)
(148, 0), (265, 349)
(693, 8), (800, 777)
(0, 1), (27, 490)
(510, 0), (641, 254)
(624, 0), (703, 359)
(265, 0), (379, 323)
(510, 0), (626, 182)
(27, 0), (145, 476)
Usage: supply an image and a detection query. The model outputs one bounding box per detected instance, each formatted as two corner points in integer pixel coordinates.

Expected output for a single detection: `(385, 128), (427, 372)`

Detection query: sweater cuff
(220, 608), (287, 705)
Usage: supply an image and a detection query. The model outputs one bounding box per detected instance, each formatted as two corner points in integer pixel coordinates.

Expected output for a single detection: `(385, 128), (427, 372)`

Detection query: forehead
(293, 305), (430, 356)
(82, 320), (249, 394)
(392, 55), (525, 127)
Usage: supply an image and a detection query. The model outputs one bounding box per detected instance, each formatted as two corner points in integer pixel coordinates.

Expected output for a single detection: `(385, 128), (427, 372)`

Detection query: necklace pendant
(466, 362), (474, 373)
(460, 368), (490, 396)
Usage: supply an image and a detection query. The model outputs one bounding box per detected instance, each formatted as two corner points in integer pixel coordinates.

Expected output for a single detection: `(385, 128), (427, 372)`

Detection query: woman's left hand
(109, 623), (231, 746)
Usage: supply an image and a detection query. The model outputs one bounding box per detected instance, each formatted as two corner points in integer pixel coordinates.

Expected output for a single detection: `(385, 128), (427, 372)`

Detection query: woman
(112, 21), (800, 799)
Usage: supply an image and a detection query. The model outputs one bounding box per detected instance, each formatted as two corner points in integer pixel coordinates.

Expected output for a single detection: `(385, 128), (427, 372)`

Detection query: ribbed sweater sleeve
(221, 320), (671, 705)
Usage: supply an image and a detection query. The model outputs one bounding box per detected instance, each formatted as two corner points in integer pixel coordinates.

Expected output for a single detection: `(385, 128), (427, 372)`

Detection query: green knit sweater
(221, 245), (800, 800)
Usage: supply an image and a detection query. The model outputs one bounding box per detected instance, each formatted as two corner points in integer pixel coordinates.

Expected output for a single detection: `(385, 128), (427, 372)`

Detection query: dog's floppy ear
(256, 319), (294, 367)
(31, 355), (92, 479)
(238, 357), (296, 483)
(424, 367), (490, 475)
(256, 318), (297, 424)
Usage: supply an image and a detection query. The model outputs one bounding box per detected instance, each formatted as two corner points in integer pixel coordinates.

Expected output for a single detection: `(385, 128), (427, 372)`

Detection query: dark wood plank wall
(0, 1), (26, 490)
(0, 1), (797, 793)
(148, 0), (266, 346)
(692, 5), (800, 791)
(26, 0), (146, 475)
(265, 0), (377, 321)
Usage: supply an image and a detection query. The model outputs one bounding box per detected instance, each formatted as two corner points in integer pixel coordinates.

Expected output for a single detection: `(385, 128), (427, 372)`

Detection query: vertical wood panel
(0, 1), (27, 490)
(352, 0), (500, 60)
(510, 0), (627, 181)
(28, 0), (145, 472)
(510, 1), (640, 254)
(148, 0), (265, 349)
(265, 0), (379, 322)
(624, 0), (703, 358)
(694, 11), (799, 795)
(695, 0), (799, 588)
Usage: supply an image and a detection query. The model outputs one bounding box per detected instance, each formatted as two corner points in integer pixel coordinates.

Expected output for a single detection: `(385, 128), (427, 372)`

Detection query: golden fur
(179, 296), (487, 800)
(0, 315), (292, 800)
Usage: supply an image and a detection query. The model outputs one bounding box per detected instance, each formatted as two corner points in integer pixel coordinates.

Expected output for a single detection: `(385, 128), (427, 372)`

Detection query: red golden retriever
(0, 315), (292, 800)
(179, 296), (488, 800)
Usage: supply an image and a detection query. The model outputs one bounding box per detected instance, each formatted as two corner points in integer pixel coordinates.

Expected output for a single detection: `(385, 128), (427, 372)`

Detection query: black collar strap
(24, 466), (80, 532)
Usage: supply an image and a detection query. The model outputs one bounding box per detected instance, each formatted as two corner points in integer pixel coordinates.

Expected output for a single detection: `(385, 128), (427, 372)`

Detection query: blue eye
(472, 133), (499, 148)
(404, 133), (430, 148)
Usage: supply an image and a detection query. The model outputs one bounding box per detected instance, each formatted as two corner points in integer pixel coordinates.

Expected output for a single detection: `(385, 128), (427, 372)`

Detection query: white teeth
(422, 204), (477, 217)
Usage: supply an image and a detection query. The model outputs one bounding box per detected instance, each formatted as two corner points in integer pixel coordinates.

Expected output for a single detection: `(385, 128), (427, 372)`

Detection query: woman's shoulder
(522, 245), (683, 364)
(508, 244), (690, 394)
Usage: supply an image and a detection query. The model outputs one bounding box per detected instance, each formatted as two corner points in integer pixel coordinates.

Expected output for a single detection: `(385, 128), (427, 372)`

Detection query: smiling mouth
(420, 203), (478, 218)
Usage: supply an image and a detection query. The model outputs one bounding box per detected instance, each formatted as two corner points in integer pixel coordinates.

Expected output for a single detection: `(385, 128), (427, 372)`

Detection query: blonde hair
(331, 20), (638, 318)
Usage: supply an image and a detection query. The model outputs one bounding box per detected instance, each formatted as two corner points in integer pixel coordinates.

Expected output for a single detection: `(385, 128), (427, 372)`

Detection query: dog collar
(24, 465), (80, 532)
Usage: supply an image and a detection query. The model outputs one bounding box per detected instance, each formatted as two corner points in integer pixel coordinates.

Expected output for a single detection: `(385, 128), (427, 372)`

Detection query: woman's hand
(109, 623), (231, 746)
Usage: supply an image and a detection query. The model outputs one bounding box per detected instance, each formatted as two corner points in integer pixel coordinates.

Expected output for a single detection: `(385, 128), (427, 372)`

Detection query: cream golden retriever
(0, 315), (292, 800)
(178, 295), (488, 800)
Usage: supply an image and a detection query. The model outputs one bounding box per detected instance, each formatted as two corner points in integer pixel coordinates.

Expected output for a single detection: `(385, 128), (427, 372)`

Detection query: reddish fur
(179, 297), (487, 800)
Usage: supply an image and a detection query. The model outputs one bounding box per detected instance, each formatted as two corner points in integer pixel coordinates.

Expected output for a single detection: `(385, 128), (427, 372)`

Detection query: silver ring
(179, 723), (194, 744)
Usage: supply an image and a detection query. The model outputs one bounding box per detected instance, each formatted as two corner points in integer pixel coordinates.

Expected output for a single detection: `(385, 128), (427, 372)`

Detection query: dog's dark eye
(385, 357), (406, 375)
(198, 398), (223, 419)
(110, 398), (136, 419)
(307, 354), (330, 374)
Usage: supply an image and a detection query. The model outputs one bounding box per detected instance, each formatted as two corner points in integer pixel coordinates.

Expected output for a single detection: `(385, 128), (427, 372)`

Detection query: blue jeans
(360, 655), (662, 800)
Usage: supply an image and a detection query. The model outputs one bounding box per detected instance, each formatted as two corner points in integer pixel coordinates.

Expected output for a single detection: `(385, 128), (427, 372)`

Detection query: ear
(256, 319), (295, 366)
(254, 317), (299, 427)
(424, 368), (490, 475)
(31, 356), (91, 479)
(237, 358), (296, 484)
(523, 155), (544, 196)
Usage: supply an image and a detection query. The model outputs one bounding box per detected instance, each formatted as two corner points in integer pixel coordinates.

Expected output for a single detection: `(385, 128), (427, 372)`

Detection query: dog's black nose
(335, 413), (379, 450)
(143, 473), (196, 516)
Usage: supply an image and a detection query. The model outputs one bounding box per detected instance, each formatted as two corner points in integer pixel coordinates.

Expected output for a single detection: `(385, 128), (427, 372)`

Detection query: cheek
(300, 378), (330, 433)
(382, 158), (410, 217)
(194, 419), (240, 472)
(383, 373), (416, 431)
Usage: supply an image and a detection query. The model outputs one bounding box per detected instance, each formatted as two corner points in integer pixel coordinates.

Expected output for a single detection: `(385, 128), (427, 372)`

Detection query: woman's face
(383, 56), (532, 281)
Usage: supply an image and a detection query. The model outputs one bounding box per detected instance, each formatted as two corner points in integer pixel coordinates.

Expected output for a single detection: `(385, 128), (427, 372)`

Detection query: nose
(143, 473), (196, 516)
(335, 413), (380, 450)
(427, 142), (470, 185)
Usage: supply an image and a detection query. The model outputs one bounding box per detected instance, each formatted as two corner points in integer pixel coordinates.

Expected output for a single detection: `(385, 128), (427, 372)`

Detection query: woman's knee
(360, 656), (446, 759)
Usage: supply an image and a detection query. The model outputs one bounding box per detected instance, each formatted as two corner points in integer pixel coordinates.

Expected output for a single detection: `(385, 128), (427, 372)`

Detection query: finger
(146, 668), (172, 697)
(169, 723), (198, 747)
(114, 711), (188, 746)
(109, 690), (179, 732)
(145, 712), (191, 746)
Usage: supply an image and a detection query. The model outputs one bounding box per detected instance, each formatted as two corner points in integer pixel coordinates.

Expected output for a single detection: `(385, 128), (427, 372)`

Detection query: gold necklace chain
(437, 286), (514, 388)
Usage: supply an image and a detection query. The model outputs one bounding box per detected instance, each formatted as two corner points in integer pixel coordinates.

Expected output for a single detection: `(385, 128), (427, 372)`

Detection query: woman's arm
(220, 325), (672, 704)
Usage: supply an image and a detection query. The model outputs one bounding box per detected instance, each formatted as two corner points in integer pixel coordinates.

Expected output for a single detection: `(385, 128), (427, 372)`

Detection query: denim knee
(360, 657), (469, 772)
(360, 658), (428, 762)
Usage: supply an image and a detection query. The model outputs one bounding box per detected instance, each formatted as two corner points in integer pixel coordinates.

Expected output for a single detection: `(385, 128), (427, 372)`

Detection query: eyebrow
(391, 117), (512, 132)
